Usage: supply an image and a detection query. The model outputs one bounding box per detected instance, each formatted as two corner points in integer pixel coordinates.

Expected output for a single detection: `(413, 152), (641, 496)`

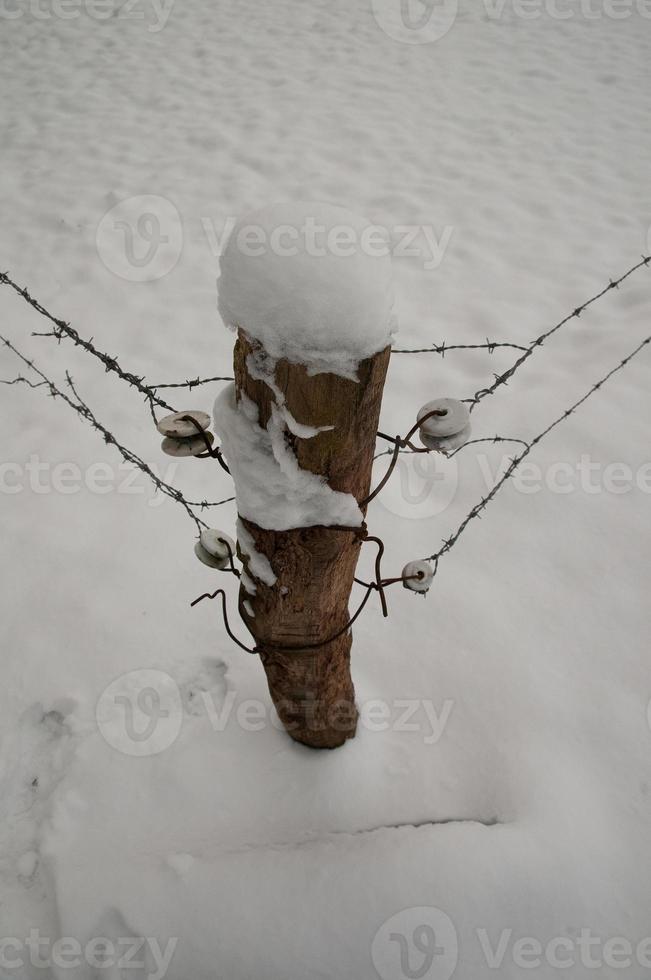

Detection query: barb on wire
(426, 334), (651, 569)
(466, 255), (651, 409)
(150, 374), (234, 390)
(393, 340), (529, 355)
(0, 334), (235, 531)
(446, 435), (531, 458)
(179, 495), (235, 509)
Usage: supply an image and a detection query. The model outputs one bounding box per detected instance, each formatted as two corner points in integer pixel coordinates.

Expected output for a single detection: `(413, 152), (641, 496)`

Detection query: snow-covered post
(214, 203), (395, 748)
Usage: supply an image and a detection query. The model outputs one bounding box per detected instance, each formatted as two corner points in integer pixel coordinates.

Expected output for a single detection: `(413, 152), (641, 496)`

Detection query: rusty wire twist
(191, 523), (419, 655)
(180, 413), (231, 475)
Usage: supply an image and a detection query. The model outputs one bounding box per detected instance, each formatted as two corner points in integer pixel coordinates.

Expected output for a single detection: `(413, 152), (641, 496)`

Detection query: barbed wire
(466, 255), (650, 409)
(392, 340), (529, 355)
(0, 334), (235, 531)
(190, 317), (651, 645)
(0, 271), (178, 424)
(425, 333), (651, 570)
(149, 374), (233, 390)
(1, 257), (650, 655)
(391, 258), (649, 365)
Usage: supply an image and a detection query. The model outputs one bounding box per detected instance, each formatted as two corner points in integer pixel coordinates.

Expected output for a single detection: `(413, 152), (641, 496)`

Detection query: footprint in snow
(181, 658), (229, 718)
(0, 699), (79, 885)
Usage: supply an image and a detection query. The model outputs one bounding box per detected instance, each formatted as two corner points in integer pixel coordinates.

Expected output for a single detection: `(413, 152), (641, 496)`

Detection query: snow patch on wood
(213, 384), (363, 531)
(236, 518), (277, 587)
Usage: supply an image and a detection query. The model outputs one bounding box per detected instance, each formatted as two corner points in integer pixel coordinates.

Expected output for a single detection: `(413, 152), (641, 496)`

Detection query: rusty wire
(189, 588), (256, 653)
(190, 523), (414, 654)
(181, 413), (231, 474)
(363, 406), (453, 506)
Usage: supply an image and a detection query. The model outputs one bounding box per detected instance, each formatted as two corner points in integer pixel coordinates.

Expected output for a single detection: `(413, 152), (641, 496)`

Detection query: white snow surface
(214, 384), (363, 530)
(0, 1), (650, 978)
(218, 201), (395, 378)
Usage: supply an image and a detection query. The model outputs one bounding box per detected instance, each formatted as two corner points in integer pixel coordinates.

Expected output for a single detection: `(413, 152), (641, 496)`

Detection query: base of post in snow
(238, 519), (365, 748)
(259, 630), (358, 750)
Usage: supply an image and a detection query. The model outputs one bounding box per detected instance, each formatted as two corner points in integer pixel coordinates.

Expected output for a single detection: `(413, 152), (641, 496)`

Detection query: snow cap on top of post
(217, 201), (395, 378)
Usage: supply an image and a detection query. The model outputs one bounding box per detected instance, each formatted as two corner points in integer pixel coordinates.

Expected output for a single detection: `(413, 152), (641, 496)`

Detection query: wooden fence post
(230, 332), (391, 748)
(213, 202), (395, 749)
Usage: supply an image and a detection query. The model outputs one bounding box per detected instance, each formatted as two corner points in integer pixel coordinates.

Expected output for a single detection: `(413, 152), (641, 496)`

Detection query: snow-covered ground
(1, 0), (650, 977)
